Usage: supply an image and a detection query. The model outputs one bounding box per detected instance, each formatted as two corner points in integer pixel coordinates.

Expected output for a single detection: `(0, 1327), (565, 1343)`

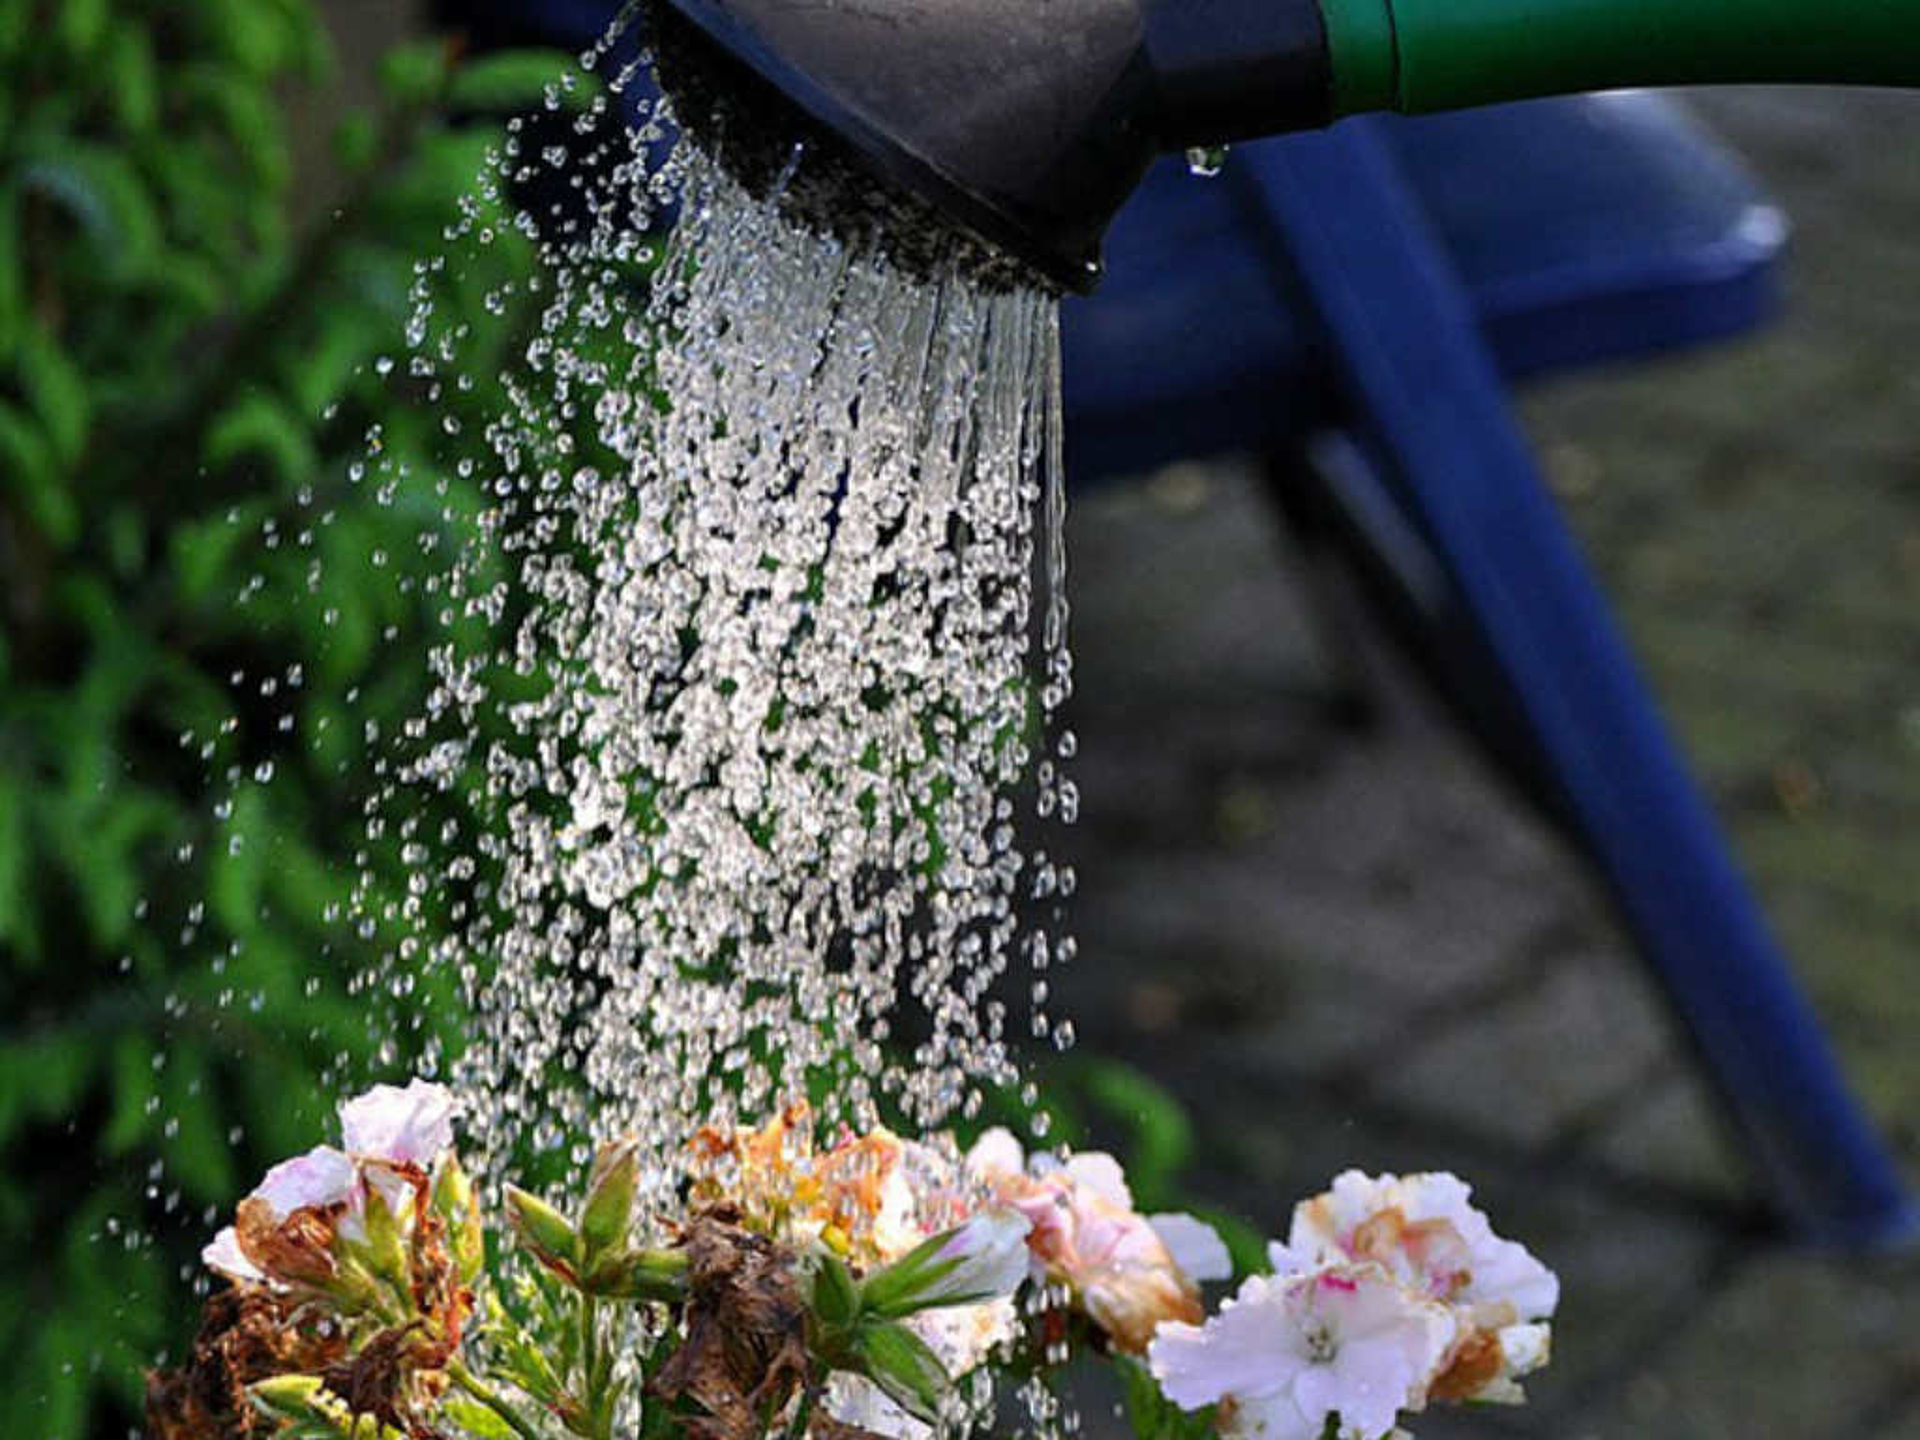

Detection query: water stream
(340, 33), (1078, 1228)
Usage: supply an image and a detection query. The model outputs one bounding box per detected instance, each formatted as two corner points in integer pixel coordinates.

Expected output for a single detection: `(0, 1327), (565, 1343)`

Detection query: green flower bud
(247, 1374), (331, 1424)
(506, 1185), (581, 1285)
(581, 1245), (690, 1303)
(433, 1155), (486, 1287)
(354, 1181), (411, 1288)
(579, 1135), (639, 1261)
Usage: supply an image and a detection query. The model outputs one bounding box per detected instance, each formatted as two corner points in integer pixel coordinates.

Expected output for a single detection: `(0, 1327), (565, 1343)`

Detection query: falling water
(334, 26), (1078, 1234)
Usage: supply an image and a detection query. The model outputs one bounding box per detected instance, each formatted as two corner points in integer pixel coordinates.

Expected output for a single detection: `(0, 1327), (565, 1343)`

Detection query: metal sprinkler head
(651, 0), (1333, 292)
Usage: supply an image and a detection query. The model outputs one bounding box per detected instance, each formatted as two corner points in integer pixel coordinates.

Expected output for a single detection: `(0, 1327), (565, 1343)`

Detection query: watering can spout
(655, 0), (1920, 291)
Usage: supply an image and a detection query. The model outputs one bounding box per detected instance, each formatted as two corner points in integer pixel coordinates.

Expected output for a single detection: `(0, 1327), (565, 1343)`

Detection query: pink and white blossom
(201, 1145), (359, 1282)
(965, 1129), (1230, 1353)
(1149, 1265), (1457, 1440)
(338, 1078), (458, 1169)
(203, 1080), (460, 1285)
(1273, 1171), (1558, 1404)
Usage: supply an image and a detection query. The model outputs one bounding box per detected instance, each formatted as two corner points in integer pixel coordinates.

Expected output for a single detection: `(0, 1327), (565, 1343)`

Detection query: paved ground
(1051, 89), (1920, 1440)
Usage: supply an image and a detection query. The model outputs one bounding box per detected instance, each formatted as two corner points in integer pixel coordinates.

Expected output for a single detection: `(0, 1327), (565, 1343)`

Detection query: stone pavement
(1050, 89), (1920, 1440)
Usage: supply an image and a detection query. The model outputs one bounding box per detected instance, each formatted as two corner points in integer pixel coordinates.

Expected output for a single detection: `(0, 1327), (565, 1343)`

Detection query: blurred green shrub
(0, 4), (580, 1433)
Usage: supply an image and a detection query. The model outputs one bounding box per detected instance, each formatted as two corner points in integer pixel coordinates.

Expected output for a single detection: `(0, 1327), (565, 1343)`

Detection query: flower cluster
(1149, 1172), (1559, 1440)
(152, 1081), (482, 1439)
(149, 1079), (1557, 1440)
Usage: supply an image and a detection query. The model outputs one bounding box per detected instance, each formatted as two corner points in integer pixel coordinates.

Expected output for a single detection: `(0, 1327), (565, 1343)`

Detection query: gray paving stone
(1365, 954), (1677, 1150)
(1577, 1252), (1920, 1440)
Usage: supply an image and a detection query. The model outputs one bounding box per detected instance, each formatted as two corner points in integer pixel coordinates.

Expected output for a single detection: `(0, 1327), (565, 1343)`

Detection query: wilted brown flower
(234, 1196), (344, 1289)
(145, 1288), (347, 1440)
(320, 1322), (457, 1440)
(650, 1207), (814, 1440)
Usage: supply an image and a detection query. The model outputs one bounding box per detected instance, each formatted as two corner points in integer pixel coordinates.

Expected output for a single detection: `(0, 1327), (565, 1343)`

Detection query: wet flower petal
(338, 1079), (457, 1167)
(253, 1147), (357, 1217)
(1149, 1265), (1456, 1440)
(201, 1226), (265, 1284)
(1150, 1212), (1234, 1284)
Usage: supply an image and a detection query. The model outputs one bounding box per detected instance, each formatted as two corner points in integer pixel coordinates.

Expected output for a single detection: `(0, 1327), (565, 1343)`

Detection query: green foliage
(0, 8), (584, 1434)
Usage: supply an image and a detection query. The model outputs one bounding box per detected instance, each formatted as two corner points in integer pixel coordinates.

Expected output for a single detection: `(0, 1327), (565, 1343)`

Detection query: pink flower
(965, 1130), (1230, 1354)
(202, 1079), (460, 1287)
(1149, 1265), (1457, 1440)
(338, 1079), (457, 1168)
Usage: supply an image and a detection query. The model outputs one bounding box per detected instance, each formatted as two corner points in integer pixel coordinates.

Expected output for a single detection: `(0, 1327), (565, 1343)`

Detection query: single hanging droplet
(1186, 144), (1229, 178)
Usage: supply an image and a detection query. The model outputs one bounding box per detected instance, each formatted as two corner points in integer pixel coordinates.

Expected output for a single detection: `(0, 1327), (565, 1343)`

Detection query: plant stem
(580, 1289), (612, 1440)
(786, 1376), (821, 1440)
(449, 1360), (545, 1440)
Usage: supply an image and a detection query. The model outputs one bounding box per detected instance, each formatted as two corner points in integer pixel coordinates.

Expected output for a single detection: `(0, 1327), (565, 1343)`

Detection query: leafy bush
(0, 5), (578, 1432)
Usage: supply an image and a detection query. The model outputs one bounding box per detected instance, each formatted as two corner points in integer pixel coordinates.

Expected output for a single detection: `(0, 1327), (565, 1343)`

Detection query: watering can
(656, 0), (1920, 289)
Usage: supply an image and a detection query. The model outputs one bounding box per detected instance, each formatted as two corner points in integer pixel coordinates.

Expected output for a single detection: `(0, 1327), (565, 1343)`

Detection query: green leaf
(103, 25), (160, 133)
(0, 400), (76, 546)
(807, 1248), (860, 1331)
(204, 391), (318, 486)
(168, 506), (256, 605)
(849, 1318), (951, 1424)
(159, 1044), (235, 1201)
(15, 325), (90, 465)
(0, 185), (21, 355)
(102, 1034), (160, 1156)
(0, 772), (28, 952)
(18, 141), (162, 282)
(446, 50), (599, 112)
(280, 295), (381, 418)
(378, 39), (451, 106)
(331, 109), (379, 173)
(180, 62), (292, 188)
(56, 0), (106, 54)
(198, 0), (296, 77)
(441, 1398), (520, 1440)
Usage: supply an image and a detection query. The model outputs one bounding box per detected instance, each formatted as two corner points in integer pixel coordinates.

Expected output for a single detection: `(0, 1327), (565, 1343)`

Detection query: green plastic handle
(1324, 0), (1920, 117)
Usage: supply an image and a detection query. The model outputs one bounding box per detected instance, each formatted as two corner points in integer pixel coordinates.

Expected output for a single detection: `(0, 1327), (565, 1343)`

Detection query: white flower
(253, 1145), (359, 1214)
(338, 1079), (457, 1169)
(1150, 1266), (1457, 1440)
(202, 1226), (264, 1283)
(920, 1208), (1033, 1305)
(1274, 1171), (1557, 1405)
(203, 1079), (461, 1286)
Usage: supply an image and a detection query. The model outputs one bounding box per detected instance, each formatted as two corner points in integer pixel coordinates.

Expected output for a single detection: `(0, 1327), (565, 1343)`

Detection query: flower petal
(1063, 1151), (1132, 1209)
(202, 1226), (266, 1283)
(1148, 1274), (1296, 1407)
(338, 1079), (457, 1166)
(964, 1127), (1026, 1180)
(1150, 1212), (1233, 1283)
(252, 1146), (357, 1217)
